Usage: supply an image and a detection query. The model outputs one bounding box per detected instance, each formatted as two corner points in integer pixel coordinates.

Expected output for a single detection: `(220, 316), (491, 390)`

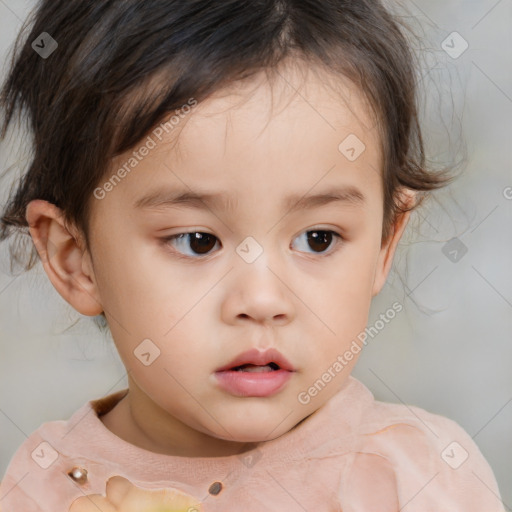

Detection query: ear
(371, 189), (416, 297)
(25, 199), (103, 316)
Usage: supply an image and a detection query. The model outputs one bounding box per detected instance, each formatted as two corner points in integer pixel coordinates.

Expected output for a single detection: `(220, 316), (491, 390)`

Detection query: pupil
(307, 231), (332, 252)
(190, 233), (216, 254)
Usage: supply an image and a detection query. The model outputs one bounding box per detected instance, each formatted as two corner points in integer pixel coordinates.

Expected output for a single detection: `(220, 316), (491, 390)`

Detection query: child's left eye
(161, 229), (343, 259)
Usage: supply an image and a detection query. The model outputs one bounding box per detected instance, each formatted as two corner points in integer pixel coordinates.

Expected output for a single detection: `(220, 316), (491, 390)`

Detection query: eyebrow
(134, 185), (365, 212)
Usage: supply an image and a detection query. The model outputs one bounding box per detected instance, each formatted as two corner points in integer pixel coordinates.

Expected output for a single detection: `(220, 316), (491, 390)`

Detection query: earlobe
(371, 190), (416, 297)
(25, 199), (103, 316)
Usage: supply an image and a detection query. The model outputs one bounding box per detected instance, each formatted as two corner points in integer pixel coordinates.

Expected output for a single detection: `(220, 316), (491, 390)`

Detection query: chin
(216, 422), (289, 444)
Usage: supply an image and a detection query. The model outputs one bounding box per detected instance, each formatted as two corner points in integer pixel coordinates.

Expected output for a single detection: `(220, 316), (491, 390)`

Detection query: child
(0, 0), (505, 510)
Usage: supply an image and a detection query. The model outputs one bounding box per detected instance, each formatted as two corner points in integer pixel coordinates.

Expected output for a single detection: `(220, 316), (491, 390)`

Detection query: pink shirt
(0, 376), (505, 511)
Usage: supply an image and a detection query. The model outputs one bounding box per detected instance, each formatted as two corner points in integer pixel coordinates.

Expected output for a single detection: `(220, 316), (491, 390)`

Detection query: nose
(221, 249), (295, 327)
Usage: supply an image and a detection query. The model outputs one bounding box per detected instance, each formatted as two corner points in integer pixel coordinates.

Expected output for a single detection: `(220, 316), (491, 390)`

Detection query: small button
(208, 481), (223, 495)
(68, 466), (88, 485)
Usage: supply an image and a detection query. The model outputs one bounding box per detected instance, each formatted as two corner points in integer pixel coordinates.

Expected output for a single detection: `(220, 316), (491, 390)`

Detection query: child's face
(31, 63), (410, 455)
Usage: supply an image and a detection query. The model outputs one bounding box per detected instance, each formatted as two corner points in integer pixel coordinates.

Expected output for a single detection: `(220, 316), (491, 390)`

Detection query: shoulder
(0, 390), (128, 511)
(0, 416), (73, 511)
(343, 380), (505, 510)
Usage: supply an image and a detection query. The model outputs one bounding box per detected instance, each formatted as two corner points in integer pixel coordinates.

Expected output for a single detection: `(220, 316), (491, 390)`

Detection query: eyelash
(160, 228), (344, 260)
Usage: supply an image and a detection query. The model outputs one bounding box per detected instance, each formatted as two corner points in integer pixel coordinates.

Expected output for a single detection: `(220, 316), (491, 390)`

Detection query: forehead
(100, 62), (383, 219)
(170, 62), (379, 163)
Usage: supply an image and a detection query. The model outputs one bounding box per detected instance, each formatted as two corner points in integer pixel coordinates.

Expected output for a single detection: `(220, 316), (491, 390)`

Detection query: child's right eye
(161, 232), (221, 259)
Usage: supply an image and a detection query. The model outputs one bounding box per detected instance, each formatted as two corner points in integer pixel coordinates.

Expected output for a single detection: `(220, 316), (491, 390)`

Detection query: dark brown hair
(1, 0), (454, 274)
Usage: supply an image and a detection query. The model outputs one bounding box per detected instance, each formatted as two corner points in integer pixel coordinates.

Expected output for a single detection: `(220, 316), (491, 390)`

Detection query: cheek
(302, 237), (381, 370)
(92, 235), (195, 317)
(92, 247), (212, 364)
(323, 241), (379, 314)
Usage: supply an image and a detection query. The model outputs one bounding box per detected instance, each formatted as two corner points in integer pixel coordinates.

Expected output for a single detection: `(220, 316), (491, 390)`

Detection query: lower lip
(214, 369), (294, 397)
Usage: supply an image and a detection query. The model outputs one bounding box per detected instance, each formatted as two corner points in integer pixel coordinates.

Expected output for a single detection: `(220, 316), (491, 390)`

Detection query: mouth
(214, 360), (294, 397)
(230, 362), (281, 373)
(215, 347), (296, 373)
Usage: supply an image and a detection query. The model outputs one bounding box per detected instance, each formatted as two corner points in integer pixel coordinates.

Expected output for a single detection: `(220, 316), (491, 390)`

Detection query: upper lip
(215, 348), (296, 372)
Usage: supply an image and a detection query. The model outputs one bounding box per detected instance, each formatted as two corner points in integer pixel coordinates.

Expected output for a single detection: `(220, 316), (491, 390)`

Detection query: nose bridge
(234, 233), (279, 288)
(236, 233), (271, 268)
(235, 228), (290, 281)
(226, 233), (294, 324)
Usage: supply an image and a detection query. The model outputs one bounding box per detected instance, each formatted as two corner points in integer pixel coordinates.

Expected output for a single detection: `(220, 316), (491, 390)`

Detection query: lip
(215, 348), (296, 372)
(214, 348), (296, 398)
(214, 369), (293, 397)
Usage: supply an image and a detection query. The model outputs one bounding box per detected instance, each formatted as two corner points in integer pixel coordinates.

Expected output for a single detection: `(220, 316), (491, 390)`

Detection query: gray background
(0, 0), (511, 506)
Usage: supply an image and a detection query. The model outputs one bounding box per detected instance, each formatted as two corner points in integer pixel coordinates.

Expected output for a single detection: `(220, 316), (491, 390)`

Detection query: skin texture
(25, 60), (414, 460)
